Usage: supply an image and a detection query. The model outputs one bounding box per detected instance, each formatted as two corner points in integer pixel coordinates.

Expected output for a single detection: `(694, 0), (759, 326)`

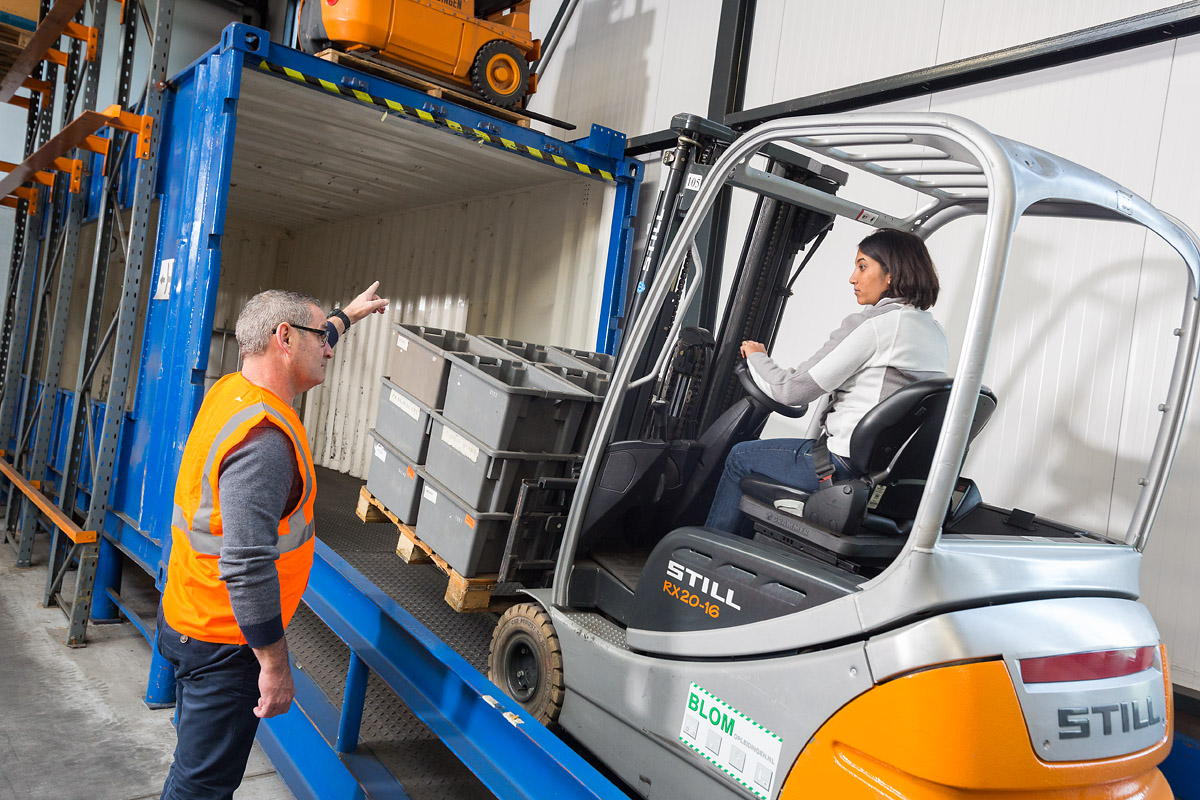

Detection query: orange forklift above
(298, 0), (540, 108)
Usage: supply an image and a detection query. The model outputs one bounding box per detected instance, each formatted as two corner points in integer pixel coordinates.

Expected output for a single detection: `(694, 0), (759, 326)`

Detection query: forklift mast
(615, 114), (846, 443)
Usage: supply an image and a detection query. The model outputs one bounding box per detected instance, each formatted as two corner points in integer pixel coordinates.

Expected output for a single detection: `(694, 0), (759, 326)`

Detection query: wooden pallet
(315, 48), (531, 128)
(356, 485), (510, 613)
(0, 22), (33, 79)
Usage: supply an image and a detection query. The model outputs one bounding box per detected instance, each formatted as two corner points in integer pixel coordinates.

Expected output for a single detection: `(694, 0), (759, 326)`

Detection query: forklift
(486, 113), (1195, 798)
(297, 0), (539, 107)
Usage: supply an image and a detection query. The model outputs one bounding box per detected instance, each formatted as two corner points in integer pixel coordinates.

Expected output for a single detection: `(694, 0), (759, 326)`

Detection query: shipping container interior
(199, 67), (622, 480)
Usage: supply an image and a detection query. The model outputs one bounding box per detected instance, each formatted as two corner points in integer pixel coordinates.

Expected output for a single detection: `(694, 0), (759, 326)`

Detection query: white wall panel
(923, 46), (1174, 529)
(935, 0), (1173, 64)
(745, 0), (944, 107)
(528, 0), (719, 137)
(1110, 34), (1200, 688)
(263, 179), (612, 478)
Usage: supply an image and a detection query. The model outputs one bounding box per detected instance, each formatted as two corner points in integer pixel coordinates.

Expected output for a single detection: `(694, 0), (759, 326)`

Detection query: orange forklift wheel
(471, 40), (529, 108)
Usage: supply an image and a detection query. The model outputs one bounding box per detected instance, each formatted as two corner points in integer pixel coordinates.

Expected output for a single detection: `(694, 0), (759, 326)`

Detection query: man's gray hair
(236, 289), (322, 358)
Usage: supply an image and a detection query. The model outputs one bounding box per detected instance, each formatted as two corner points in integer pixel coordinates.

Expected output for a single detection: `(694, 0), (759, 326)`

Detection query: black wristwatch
(328, 308), (351, 330)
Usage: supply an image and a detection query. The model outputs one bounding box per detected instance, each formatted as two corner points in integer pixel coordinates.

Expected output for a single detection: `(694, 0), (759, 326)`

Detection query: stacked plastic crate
(366, 324), (613, 578)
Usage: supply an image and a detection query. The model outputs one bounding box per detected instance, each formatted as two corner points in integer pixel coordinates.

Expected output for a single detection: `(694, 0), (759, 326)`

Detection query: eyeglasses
(272, 322), (328, 346)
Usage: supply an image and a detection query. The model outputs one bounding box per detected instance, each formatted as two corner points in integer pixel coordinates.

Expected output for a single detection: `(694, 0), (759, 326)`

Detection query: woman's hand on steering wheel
(734, 359), (808, 418)
(740, 340), (767, 358)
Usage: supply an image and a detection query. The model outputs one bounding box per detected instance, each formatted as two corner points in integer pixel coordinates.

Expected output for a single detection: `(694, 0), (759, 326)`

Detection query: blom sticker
(678, 683), (783, 800)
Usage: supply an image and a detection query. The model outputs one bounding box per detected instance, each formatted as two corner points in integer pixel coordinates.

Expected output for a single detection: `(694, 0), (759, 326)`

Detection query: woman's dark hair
(857, 228), (940, 310)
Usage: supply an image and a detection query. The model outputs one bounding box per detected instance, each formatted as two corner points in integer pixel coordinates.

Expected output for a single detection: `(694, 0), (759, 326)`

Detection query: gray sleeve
(746, 310), (877, 407)
(216, 423), (297, 648)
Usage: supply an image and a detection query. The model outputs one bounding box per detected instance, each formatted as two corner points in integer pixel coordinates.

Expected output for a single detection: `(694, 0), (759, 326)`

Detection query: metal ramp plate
(288, 466), (501, 797)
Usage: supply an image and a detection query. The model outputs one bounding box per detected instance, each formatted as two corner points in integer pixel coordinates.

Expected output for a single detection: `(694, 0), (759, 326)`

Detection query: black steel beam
(700, 0), (755, 332)
(727, 1), (1200, 130)
(708, 0), (755, 120)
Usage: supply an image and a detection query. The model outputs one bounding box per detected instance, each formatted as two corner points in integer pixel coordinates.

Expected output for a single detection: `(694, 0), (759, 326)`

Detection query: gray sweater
(747, 297), (948, 457)
(216, 422), (302, 648)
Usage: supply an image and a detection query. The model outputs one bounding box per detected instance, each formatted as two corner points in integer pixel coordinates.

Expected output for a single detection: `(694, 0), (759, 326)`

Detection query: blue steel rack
(89, 22), (641, 800)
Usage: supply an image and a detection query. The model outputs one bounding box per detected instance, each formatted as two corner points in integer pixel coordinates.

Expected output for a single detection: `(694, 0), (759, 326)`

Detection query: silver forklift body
(495, 114), (1200, 799)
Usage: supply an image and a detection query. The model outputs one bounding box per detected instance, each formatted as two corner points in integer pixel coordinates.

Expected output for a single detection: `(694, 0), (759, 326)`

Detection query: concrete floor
(0, 548), (294, 800)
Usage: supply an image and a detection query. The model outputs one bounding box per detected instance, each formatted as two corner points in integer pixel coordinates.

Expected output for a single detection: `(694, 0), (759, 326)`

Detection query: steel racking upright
(0, 0), (169, 647)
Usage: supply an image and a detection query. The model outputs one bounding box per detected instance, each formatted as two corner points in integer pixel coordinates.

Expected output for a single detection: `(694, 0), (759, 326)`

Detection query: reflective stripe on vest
(174, 401), (316, 556)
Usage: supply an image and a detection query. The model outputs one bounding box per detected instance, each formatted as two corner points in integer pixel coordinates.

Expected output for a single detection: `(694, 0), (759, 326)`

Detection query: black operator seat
(738, 378), (997, 564)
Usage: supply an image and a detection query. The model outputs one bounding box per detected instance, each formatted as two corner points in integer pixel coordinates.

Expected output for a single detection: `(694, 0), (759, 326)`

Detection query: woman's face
(850, 250), (890, 305)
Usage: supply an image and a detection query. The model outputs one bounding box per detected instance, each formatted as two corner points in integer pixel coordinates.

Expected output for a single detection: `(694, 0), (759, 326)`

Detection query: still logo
(1058, 698), (1163, 739)
(666, 560), (742, 610)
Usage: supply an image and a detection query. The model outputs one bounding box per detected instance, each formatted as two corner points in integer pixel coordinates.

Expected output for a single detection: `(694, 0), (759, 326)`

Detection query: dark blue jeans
(705, 438), (853, 537)
(157, 608), (262, 800)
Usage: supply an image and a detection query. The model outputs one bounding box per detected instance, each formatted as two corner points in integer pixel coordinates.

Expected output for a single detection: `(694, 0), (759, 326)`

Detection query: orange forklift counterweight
(781, 656), (1173, 798)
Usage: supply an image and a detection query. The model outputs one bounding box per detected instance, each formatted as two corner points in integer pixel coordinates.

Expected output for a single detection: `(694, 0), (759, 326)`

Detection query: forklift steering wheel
(735, 360), (808, 418)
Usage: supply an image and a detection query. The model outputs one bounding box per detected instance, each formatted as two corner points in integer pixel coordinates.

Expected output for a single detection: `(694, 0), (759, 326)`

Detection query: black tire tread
(488, 603), (564, 725)
(469, 40), (529, 108)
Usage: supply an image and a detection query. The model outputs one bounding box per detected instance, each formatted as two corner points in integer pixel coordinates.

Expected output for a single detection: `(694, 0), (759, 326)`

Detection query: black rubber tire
(488, 603), (564, 725)
(297, 0), (329, 55)
(470, 40), (529, 108)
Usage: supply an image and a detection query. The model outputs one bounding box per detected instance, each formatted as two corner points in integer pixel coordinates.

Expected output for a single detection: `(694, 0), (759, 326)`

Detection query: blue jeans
(705, 438), (853, 537)
(157, 608), (262, 800)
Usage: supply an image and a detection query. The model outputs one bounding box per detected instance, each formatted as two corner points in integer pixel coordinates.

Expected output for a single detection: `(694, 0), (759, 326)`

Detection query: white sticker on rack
(153, 259), (174, 300)
(396, 334), (410, 351)
(373, 443), (386, 462)
(678, 683), (783, 800)
(855, 209), (879, 225)
(440, 425), (480, 463)
(390, 389), (420, 420)
(422, 485), (438, 504)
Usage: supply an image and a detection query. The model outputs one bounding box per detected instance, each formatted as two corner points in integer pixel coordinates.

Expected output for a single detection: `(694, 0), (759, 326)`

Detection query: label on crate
(390, 389), (420, 420)
(464, 514), (475, 530)
(374, 443), (386, 462)
(423, 485), (438, 504)
(440, 425), (480, 463)
(396, 334), (410, 351)
(406, 466), (416, 480)
(678, 683), (783, 800)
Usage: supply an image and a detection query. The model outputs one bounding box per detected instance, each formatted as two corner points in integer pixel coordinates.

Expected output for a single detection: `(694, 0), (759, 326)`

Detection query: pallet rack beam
(0, 0), (87, 105)
(0, 104), (151, 201)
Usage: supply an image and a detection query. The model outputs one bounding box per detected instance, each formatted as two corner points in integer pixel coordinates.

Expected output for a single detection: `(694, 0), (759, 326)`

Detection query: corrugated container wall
(530, 0), (1200, 689)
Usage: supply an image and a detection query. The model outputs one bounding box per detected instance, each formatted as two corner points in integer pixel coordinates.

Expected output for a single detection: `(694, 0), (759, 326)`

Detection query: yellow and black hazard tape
(256, 59), (617, 183)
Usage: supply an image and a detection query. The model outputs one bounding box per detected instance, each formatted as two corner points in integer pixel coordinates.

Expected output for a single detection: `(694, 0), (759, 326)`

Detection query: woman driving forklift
(705, 228), (949, 537)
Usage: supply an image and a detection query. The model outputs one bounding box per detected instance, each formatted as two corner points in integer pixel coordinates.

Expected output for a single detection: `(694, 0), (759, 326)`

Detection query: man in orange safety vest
(158, 283), (387, 800)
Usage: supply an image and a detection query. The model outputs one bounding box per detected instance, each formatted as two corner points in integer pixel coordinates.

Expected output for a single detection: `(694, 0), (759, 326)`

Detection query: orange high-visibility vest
(162, 372), (317, 645)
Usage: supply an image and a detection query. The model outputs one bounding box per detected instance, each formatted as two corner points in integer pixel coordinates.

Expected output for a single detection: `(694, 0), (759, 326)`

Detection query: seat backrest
(847, 378), (997, 482)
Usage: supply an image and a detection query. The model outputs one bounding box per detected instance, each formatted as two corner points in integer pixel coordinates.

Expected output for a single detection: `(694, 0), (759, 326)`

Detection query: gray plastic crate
(414, 470), (511, 578)
(480, 338), (613, 452)
(479, 336), (603, 374)
(424, 415), (579, 512)
(374, 377), (434, 463)
(365, 431), (423, 525)
(388, 324), (511, 409)
(536, 366), (608, 453)
(550, 346), (615, 374)
(442, 353), (592, 454)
